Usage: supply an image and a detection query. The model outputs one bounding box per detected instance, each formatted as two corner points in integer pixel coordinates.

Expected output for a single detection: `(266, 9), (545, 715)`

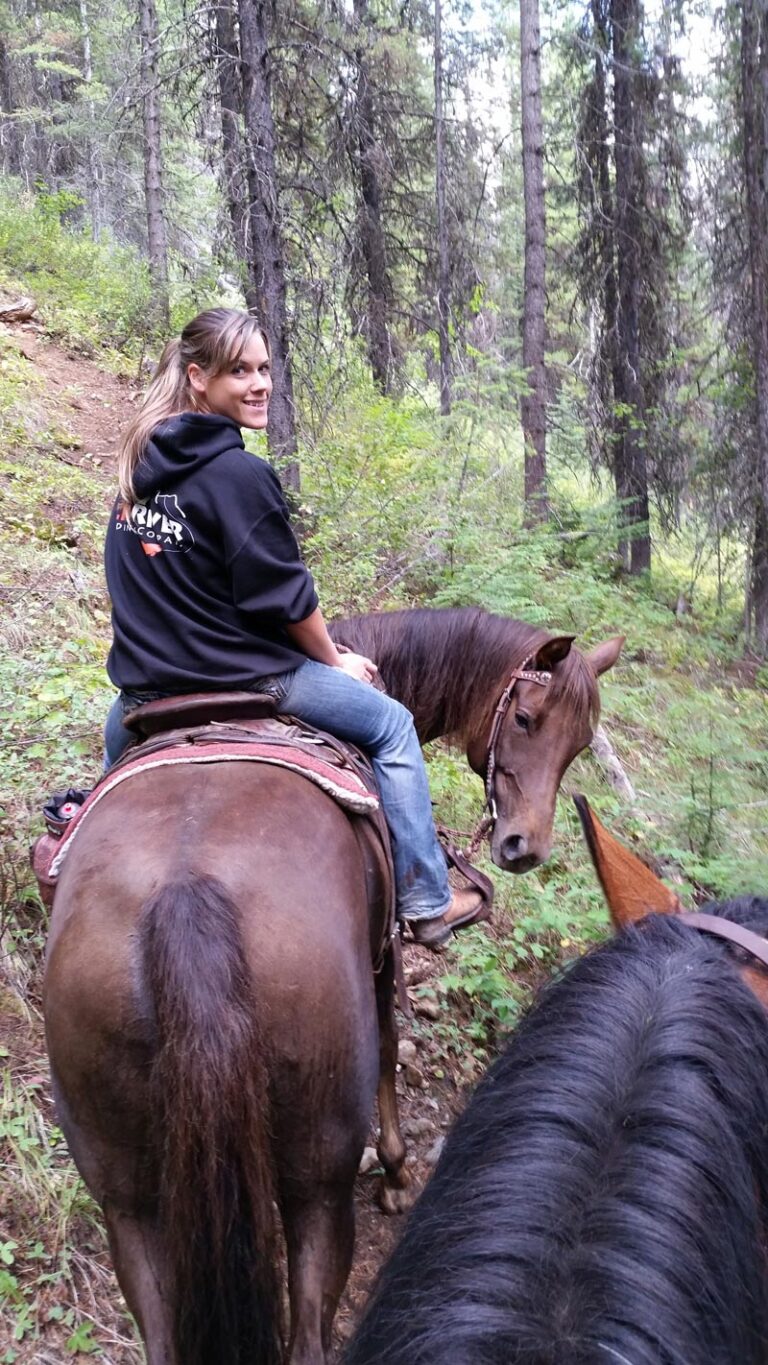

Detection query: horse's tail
(139, 875), (283, 1365)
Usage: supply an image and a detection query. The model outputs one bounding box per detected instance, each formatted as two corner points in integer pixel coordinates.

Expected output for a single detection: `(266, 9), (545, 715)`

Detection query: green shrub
(0, 179), (152, 357)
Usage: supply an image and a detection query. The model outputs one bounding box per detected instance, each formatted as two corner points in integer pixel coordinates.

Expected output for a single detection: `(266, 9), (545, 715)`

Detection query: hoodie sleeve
(223, 455), (318, 624)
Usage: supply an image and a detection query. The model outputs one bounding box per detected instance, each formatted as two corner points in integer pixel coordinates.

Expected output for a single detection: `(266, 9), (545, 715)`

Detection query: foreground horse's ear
(573, 794), (684, 929)
(533, 635), (575, 671)
(583, 636), (625, 677)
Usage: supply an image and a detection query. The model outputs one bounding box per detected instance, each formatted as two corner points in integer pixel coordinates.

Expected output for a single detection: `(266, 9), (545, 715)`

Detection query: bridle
(679, 912), (768, 971)
(484, 654), (551, 822)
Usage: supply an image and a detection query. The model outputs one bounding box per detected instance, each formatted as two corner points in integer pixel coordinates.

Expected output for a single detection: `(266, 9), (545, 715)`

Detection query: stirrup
(42, 787), (91, 838)
(436, 831), (495, 912)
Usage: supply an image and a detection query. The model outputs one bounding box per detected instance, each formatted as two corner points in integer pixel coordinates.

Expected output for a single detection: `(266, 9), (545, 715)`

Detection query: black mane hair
(346, 898), (768, 1365)
(331, 608), (599, 744)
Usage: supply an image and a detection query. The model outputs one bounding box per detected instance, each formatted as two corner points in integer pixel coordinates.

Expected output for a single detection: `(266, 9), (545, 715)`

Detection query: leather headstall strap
(678, 912), (768, 972)
(484, 654), (552, 822)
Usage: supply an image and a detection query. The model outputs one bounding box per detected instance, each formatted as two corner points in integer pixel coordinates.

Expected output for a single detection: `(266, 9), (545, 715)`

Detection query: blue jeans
(103, 689), (164, 771)
(103, 663), (450, 920)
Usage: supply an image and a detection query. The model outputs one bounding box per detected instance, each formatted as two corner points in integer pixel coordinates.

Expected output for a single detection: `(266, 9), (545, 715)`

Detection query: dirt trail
(335, 942), (472, 1353)
(5, 321), (140, 468)
(1, 323), (473, 1360)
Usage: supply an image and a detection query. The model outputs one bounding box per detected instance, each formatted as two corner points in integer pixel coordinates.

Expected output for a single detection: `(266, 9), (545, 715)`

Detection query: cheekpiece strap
(484, 654), (552, 817)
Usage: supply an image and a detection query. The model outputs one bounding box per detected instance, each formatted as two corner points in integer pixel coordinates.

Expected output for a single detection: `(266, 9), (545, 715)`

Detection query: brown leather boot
(406, 886), (490, 950)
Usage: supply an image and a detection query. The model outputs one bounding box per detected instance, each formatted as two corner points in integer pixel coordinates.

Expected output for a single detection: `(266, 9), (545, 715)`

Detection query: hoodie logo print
(116, 493), (195, 555)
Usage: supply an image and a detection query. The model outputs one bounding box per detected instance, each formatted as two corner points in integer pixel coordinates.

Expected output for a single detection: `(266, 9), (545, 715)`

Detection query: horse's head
(467, 634), (623, 873)
(575, 795), (768, 1009)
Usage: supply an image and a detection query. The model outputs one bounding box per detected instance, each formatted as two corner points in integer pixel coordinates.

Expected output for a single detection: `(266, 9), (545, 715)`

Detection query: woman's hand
(336, 648), (378, 685)
(286, 610), (378, 683)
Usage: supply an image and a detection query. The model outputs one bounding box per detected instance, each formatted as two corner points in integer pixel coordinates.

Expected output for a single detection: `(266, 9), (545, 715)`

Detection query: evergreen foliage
(1, 2), (768, 1355)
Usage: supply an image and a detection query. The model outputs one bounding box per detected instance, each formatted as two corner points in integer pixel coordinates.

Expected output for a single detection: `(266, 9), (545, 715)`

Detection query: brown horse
(43, 607), (622, 1365)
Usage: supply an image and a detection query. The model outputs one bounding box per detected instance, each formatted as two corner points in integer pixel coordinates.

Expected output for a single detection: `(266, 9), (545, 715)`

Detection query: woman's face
(187, 332), (273, 429)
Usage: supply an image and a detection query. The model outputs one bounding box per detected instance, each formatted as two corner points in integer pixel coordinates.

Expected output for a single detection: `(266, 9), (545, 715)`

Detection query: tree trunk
(214, 0), (249, 269)
(352, 0), (399, 395)
(750, 499), (768, 649)
(590, 9), (622, 512)
(0, 37), (23, 177)
(78, 0), (101, 240)
(520, 0), (549, 525)
(434, 0), (451, 416)
(138, 0), (169, 329)
(611, 0), (650, 574)
(238, 0), (299, 492)
(741, 0), (768, 652)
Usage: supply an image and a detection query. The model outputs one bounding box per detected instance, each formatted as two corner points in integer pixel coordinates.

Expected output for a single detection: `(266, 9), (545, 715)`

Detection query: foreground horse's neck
(332, 608), (547, 744)
(346, 905), (768, 1365)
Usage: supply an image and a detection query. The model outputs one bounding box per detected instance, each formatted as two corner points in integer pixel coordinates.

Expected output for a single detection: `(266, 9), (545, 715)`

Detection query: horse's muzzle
(492, 831), (546, 874)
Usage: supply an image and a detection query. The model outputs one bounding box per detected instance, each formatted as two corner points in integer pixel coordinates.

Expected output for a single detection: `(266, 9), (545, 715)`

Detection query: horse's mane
(331, 608), (599, 743)
(346, 898), (768, 1365)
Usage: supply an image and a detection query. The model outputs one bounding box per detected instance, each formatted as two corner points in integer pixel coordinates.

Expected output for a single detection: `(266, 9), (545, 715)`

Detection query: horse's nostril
(500, 834), (528, 862)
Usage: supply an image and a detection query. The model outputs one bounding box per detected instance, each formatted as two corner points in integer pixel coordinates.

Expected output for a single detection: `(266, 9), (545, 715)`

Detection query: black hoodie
(105, 412), (318, 692)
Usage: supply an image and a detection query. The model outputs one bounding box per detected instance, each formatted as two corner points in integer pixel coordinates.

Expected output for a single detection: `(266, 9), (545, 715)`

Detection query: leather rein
(678, 912), (768, 971)
(484, 654), (552, 822)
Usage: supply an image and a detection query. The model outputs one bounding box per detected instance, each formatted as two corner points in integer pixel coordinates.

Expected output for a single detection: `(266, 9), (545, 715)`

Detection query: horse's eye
(515, 711), (530, 731)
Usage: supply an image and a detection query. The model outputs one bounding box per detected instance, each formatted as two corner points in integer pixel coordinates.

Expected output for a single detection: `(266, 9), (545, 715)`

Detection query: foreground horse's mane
(332, 607), (600, 743)
(346, 898), (768, 1365)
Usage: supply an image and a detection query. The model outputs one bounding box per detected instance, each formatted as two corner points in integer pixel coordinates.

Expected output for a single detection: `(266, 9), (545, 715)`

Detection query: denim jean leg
(103, 690), (165, 771)
(104, 695), (134, 771)
(275, 660), (451, 921)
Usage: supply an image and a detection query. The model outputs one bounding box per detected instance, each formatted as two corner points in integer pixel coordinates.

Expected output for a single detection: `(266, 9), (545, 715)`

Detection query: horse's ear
(583, 636), (625, 677)
(574, 794), (684, 930)
(533, 635), (575, 671)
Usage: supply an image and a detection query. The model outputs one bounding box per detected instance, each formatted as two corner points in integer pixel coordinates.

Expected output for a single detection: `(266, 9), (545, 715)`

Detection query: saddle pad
(40, 741), (379, 884)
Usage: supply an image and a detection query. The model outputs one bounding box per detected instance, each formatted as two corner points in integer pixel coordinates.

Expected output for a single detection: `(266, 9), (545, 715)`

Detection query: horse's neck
(340, 611), (484, 743)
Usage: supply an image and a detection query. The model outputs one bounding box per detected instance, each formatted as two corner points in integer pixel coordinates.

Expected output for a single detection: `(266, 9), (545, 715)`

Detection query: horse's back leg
(266, 933), (378, 1363)
(276, 1044), (371, 1365)
(103, 1207), (176, 1365)
(51, 1079), (176, 1365)
(282, 1182), (355, 1364)
(375, 952), (414, 1215)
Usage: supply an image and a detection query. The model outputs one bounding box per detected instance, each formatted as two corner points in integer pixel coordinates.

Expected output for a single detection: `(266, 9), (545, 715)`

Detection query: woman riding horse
(43, 308), (623, 1364)
(102, 306), (484, 948)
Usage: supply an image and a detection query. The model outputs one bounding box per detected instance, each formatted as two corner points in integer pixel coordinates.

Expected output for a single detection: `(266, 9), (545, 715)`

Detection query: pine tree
(740, 0), (768, 650)
(520, 0), (548, 524)
(138, 0), (170, 328)
(238, 0), (299, 489)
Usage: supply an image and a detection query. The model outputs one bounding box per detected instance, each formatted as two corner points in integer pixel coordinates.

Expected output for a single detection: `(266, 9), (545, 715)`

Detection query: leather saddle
(122, 690), (278, 737)
(119, 691), (378, 788)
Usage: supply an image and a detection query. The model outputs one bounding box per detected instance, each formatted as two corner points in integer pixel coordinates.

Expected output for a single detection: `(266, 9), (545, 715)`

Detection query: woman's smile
(188, 332), (273, 429)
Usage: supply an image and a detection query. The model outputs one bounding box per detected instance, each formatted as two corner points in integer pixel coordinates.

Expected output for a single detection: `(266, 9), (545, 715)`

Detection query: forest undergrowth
(0, 229), (766, 1359)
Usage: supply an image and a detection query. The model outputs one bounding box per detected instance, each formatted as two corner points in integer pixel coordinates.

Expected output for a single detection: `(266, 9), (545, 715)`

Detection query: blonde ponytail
(117, 338), (190, 503)
(116, 308), (268, 505)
